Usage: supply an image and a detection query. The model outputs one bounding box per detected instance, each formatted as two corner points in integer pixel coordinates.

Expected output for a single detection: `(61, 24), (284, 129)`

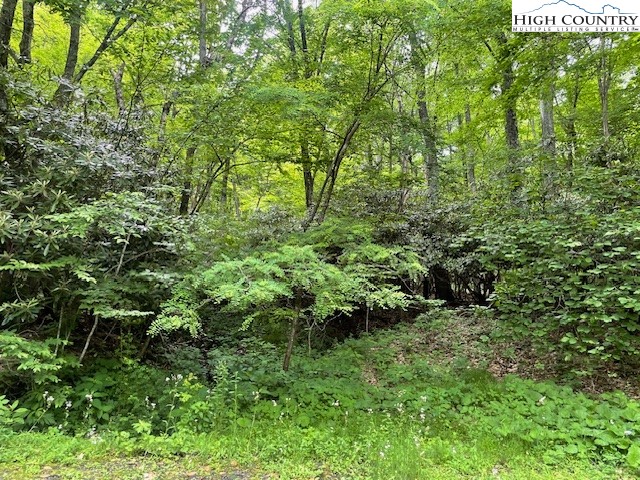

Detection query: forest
(1, 0), (640, 478)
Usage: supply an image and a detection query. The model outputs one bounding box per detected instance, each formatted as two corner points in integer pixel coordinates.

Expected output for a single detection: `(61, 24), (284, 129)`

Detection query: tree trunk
(297, 0), (315, 213)
(151, 98), (173, 167)
(432, 265), (456, 303)
(198, 0), (208, 66)
(0, 0), (19, 163)
(302, 142), (314, 209)
(219, 157), (230, 210)
(539, 82), (556, 203)
(18, 0), (34, 64)
(0, 0), (18, 69)
(74, 16), (136, 84)
(283, 290), (302, 372)
(399, 150), (411, 211)
(280, 0), (296, 56)
(62, 18), (81, 78)
(464, 104), (476, 194)
(54, 13), (82, 103)
(232, 173), (241, 218)
(110, 63), (126, 117)
(311, 119), (361, 225)
(566, 93), (578, 172)
(180, 147), (196, 215)
(539, 84), (556, 157)
(598, 36), (612, 142)
(496, 33), (522, 203)
(409, 32), (438, 202)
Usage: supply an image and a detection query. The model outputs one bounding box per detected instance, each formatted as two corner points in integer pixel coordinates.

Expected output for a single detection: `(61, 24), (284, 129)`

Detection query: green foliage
(0, 332), (70, 387)
(477, 202), (640, 369)
(3, 1), (640, 478)
(152, 242), (418, 340)
(7, 312), (640, 474)
(0, 75), (187, 386)
(0, 396), (29, 430)
(17, 361), (170, 433)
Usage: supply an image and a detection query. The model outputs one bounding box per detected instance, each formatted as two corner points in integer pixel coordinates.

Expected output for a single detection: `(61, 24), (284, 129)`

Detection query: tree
(152, 241), (421, 371)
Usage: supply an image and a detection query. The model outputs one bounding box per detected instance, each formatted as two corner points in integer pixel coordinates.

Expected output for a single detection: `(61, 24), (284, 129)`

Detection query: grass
(2, 309), (640, 479)
(0, 417), (634, 479)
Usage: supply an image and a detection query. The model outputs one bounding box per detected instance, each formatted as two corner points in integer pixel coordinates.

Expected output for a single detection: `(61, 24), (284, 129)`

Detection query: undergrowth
(2, 308), (640, 478)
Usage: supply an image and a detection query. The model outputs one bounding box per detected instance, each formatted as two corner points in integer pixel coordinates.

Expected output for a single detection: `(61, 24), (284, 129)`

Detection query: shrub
(478, 206), (640, 370)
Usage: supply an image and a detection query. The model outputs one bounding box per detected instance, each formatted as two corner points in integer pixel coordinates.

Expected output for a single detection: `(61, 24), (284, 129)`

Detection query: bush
(478, 206), (640, 370)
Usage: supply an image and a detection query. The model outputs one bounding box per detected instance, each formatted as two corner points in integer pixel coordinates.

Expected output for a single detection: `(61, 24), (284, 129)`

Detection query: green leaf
(627, 443), (640, 468)
(296, 414), (311, 427)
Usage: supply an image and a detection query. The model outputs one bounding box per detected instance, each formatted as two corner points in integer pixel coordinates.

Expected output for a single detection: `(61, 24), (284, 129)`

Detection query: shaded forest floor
(407, 308), (640, 398)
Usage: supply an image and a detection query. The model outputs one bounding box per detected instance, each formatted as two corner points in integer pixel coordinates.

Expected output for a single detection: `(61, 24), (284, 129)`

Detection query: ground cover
(2, 309), (640, 479)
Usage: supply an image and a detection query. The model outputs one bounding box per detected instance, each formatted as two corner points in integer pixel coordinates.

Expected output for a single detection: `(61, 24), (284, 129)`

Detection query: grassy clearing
(2, 309), (640, 479)
(0, 424), (631, 480)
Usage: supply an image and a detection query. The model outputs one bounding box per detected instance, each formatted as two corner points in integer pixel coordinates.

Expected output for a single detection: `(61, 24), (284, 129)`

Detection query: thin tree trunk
(62, 18), (81, 78)
(399, 151), (411, 211)
(539, 82), (556, 203)
(464, 104), (476, 194)
(54, 13), (82, 103)
(297, 0), (309, 75)
(79, 316), (99, 364)
(180, 147), (196, 215)
(232, 173), (241, 218)
(278, 0), (296, 56)
(297, 0), (315, 212)
(111, 63), (126, 117)
(283, 290), (302, 372)
(566, 89), (579, 172)
(74, 16), (136, 84)
(199, 0), (208, 66)
(55, 12), (136, 103)
(598, 36), (612, 142)
(302, 142), (314, 209)
(0, 0), (18, 69)
(496, 33), (522, 203)
(397, 98), (411, 210)
(219, 157), (230, 210)
(0, 0), (19, 163)
(409, 32), (438, 202)
(559, 73), (580, 174)
(18, 0), (34, 64)
(151, 98), (173, 167)
(310, 119), (361, 225)
(540, 85), (556, 156)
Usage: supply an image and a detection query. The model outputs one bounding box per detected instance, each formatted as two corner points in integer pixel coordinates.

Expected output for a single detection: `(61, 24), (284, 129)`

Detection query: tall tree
(409, 31), (438, 202)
